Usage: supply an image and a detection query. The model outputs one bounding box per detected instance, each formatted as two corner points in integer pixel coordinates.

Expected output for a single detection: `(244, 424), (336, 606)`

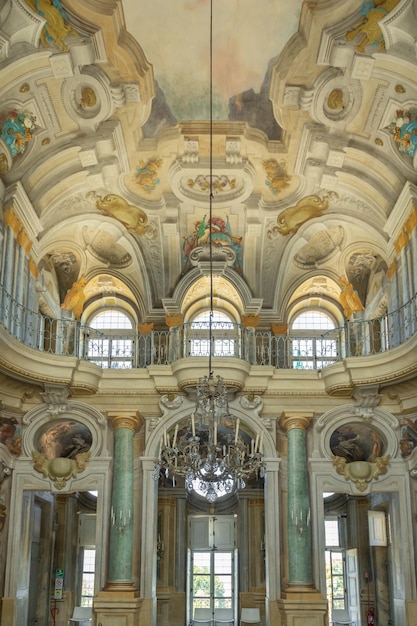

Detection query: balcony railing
(0, 285), (416, 370)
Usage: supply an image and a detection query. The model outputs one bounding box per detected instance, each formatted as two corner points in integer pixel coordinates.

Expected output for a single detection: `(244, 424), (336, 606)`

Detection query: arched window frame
(84, 307), (136, 369)
(289, 308), (340, 370)
(187, 308), (240, 358)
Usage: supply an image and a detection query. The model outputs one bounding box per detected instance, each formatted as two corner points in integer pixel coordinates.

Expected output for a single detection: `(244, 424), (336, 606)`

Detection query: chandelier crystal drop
(152, 375), (265, 502)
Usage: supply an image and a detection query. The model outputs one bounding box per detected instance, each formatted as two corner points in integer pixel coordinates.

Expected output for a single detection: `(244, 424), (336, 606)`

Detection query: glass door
(191, 550), (234, 615)
(188, 515), (236, 625)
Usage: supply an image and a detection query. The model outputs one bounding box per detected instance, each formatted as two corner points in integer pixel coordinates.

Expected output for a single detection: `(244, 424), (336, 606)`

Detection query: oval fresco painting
(38, 420), (92, 460)
(330, 423), (385, 463)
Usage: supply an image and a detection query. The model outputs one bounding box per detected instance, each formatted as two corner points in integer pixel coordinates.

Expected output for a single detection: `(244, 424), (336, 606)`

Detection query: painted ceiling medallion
(263, 159), (291, 195)
(330, 422), (390, 490)
(0, 109), (36, 158)
(135, 157), (162, 193)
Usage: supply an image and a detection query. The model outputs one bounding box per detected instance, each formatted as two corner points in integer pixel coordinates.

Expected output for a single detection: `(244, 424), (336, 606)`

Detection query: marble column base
(94, 591), (143, 626)
(103, 581), (139, 594)
(277, 586), (327, 626)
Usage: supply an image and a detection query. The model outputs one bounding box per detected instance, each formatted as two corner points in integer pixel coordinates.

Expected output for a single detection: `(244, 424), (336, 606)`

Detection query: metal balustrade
(0, 285), (416, 370)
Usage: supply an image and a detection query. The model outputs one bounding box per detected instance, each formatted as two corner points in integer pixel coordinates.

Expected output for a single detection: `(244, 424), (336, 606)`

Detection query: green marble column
(106, 411), (141, 591)
(281, 414), (313, 588)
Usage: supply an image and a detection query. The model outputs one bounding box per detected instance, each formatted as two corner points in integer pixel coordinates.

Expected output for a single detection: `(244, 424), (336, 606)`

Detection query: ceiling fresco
(124, 0), (303, 135)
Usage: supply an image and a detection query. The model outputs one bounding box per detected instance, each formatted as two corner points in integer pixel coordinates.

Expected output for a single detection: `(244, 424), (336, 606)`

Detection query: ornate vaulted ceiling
(1, 0), (416, 326)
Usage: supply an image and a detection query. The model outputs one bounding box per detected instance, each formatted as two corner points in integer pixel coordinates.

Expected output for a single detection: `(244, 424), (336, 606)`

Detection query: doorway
(188, 515), (237, 625)
(323, 492), (398, 626)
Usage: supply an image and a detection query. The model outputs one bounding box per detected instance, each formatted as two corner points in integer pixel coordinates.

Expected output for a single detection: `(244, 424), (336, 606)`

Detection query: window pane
(80, 548), (95, 607)
(292, 311), (335, 330)
(194, 553), (210, 569)
(214, 553), (232, 573)
(214, 574), (232, 596)
(90, 310), (132, 330)
(83, 549), (96, 570)
(192, 311), (234, 327)
(325, 520), (340, 547)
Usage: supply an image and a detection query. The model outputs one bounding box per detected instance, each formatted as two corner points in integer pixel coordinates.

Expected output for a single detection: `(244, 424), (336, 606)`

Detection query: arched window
(188, 310), (238, 358)
(290, 310), (339, 369)
(86, 309), (134, 368)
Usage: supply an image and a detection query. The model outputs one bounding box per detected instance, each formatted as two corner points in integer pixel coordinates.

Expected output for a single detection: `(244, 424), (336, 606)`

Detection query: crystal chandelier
(153, 375), (265, 502)
(152, 0), (265, 502)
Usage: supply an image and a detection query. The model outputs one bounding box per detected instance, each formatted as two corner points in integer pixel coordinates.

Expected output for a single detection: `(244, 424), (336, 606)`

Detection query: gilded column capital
(242, 314), (259, 328)
(165, 313), (183, 328)
(280, 412), (314, 433)
(108, 410), (142, 432)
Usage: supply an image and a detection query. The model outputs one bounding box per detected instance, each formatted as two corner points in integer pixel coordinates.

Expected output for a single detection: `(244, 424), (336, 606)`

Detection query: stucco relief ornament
(160, 393), (184, 410)
(332, 454), (390, 491)
(32, 451), (90, 490)
(239, 394), (262, 410)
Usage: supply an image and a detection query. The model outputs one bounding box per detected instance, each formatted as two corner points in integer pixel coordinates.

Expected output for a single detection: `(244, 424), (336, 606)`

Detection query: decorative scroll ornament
(268, 192), (337, 238)
(95, 193), (156, 238)
(332, 455), (390, 491)
(32, 451), (90, 490)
